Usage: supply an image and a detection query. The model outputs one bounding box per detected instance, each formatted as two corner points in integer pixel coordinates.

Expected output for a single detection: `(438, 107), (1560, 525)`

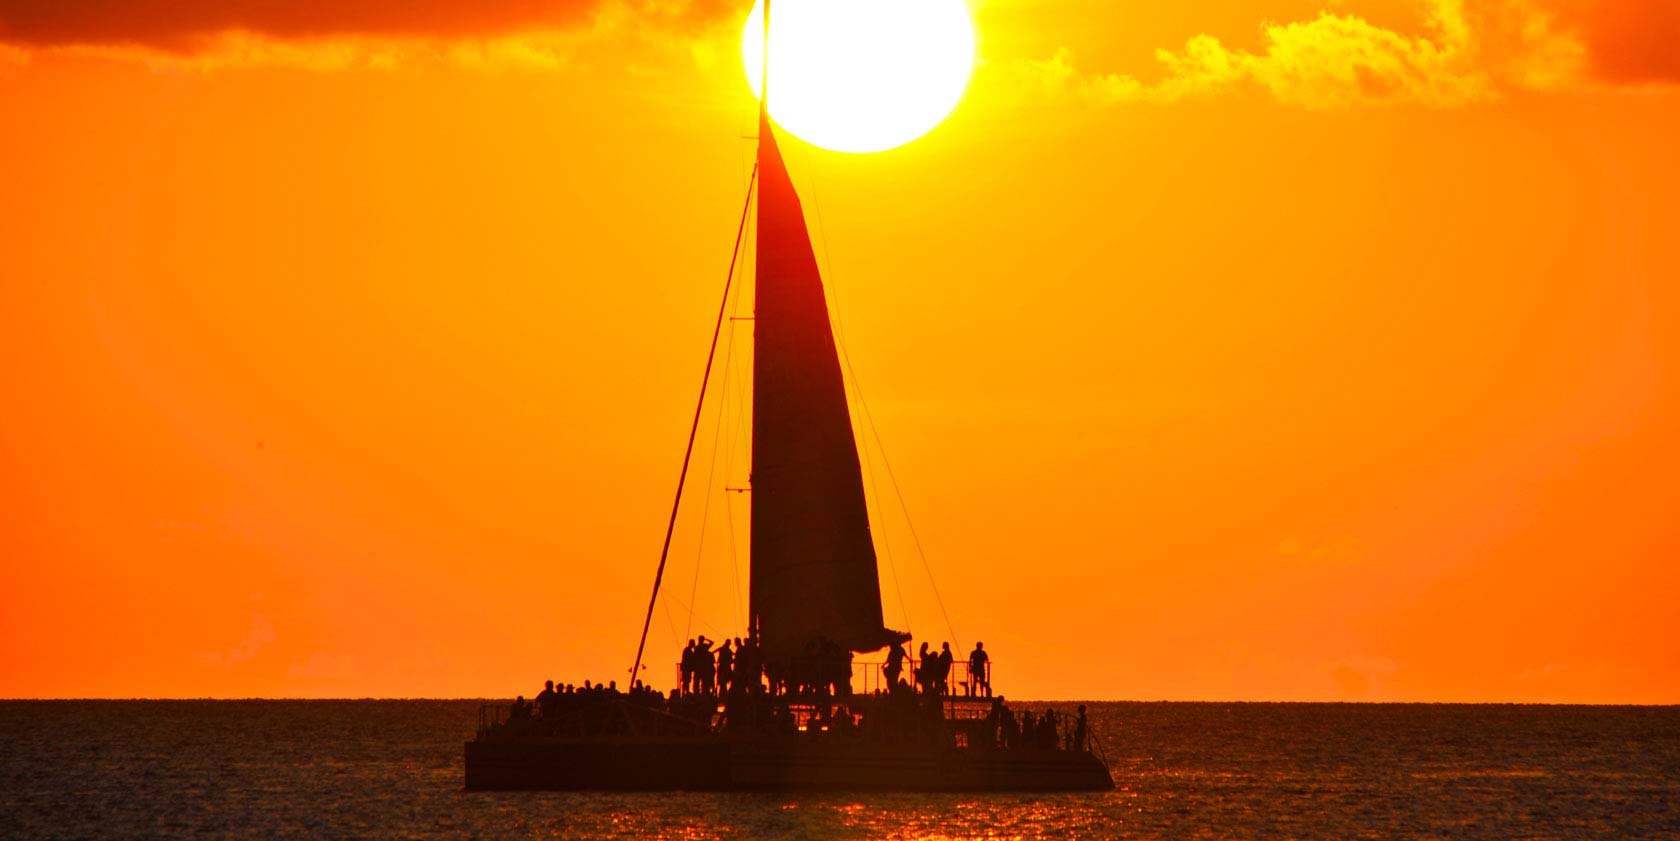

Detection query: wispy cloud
(41, 30), (597, 73)
(0, 0), (735, 70)
(1008, 0), (1667, 110)
(0, 0), (662, 49)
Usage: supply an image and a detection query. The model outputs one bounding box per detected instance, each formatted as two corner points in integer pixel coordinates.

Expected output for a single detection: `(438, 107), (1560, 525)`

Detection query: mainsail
(750, 114), (906, 657)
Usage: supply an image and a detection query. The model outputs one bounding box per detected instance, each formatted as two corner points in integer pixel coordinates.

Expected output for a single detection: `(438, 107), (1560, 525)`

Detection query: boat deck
(468, 689), (1112, 792)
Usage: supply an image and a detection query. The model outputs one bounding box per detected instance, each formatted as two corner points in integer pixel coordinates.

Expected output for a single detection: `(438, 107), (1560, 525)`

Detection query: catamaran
(464, 0), (1112, 792)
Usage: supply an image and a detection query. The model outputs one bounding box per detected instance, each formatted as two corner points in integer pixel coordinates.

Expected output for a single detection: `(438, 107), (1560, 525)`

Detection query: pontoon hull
(464, 738), (1113, 791)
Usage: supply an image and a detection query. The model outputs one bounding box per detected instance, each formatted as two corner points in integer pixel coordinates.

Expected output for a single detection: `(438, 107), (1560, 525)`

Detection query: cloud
(1559, 0), (1680, 83)
(52, 29), (603, 73)
(6, 0), (1669, 90)
(0, 1), (583, 49)
(0, 0), (735, 61)
(1018, 0), (1668, 110)
(1151, 7), (1499, 109)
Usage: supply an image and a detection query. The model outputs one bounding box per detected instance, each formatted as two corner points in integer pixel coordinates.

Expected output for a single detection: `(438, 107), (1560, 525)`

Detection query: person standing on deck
(717, 638), (735, 695)
(967, 642), (990, 697)
(1039, 708), (1059, 750)
(741, 635), (762, 694)
(680, 640), (696, 695)
(1074, 705), (1089, 752)
(695, 635), (716, 695)
(536, 680), (557, 718)
(885, 640), (908, 691)
(915, 642), (931, 693)
(936, 642), (954, 695)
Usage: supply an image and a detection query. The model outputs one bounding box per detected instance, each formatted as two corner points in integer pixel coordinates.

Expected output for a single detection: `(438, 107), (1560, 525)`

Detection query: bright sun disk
(742, 0), (975, 154)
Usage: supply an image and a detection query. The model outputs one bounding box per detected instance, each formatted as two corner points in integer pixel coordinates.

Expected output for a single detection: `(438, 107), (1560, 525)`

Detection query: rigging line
(723, 486), (744, 631)
(685, 245), (752, 637)
(794, 146), (927, 645)
(858, 406), (912, 635)
(721, 268), (755, 633)
(663, 591), (726, 638)
(721, 274), (748, 630)
(683, 247), (751, 640)
(629, 162), (759, 686)
(797, 146), (959, 652)
(682, 323), (728, 643)
(858, 391), (960, 653)
(716, 368), (746, 634)
(661, 585), (681, 644)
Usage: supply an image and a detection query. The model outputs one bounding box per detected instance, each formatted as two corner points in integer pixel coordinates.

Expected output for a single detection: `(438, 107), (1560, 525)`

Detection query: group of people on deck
(678, 635), (771, 696)
(884, 640), (991, 697)
(992, 700), (1089, 752)
(508, 677), (666, 723)
(505, 656), (1091, 754)
(671, 633), (994, 700)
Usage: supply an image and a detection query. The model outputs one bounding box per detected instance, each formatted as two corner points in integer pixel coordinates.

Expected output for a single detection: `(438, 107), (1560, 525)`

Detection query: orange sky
(2, 0), (1677, 702)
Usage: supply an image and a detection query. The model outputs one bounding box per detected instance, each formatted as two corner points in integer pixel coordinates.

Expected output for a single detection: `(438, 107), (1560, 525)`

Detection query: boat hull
(464, 738), (1113, 792)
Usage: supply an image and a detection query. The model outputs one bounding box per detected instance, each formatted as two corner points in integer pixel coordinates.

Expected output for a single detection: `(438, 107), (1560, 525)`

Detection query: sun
(742, 0), (975, 154)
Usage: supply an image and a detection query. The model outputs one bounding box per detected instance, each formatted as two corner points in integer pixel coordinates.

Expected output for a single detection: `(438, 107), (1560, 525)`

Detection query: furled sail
(750, 115), (906, 658)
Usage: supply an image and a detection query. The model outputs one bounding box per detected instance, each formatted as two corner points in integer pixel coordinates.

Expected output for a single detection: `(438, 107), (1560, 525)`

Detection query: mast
(749, 0), (906, 658)
(761, 0), (771, 126)
(749, 0), (770, 639)
(632, 0), (903, 684)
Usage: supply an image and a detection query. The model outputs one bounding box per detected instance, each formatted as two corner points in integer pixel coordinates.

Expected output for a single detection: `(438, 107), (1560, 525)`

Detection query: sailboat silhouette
(464, 0), (1112, 792)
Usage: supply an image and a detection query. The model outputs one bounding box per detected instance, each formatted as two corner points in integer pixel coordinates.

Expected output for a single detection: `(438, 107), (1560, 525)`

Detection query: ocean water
(2, 700), (1676, 839)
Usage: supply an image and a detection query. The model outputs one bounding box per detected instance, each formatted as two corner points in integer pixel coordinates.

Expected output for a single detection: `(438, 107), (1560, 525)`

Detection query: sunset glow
(2, 0), (1678, 704)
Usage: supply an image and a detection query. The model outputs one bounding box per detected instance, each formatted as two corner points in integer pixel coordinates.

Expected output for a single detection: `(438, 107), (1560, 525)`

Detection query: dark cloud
(0, 0), (734, 50)
(0, 0), (1672, 87)
(1564, 0), (1680, 83)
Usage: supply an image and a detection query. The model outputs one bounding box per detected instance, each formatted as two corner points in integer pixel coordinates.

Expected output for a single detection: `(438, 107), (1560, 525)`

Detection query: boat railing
(479, 694), (1105, 760)
(478, 703), (511, 737)
(851, 659), (994, 698)
(477, 697), (713, 740)
(1083, 719), (1110, 766)
(670, 658), (996, 698)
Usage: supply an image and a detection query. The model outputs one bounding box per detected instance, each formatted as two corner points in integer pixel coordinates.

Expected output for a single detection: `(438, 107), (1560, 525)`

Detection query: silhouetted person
(1018, 709), (1035, 749)
(695, 635), (716, 695)
(936, 642), (954, 695)
(815, 636), (850, 697)
(885, 640), (908, 691)
(967, 642), (990, 697)
(511, 696), (531, 720)
(832, 704), (856, 737)
(717, 638), (735, 694)
(984, 697), (1002, 749)
(1074, 705), (1089, 752)
(680, 640), (696, 695)
(738, 635), (759, 694)
(915, 642), (932, 693)
(536, 679), (557, 718)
